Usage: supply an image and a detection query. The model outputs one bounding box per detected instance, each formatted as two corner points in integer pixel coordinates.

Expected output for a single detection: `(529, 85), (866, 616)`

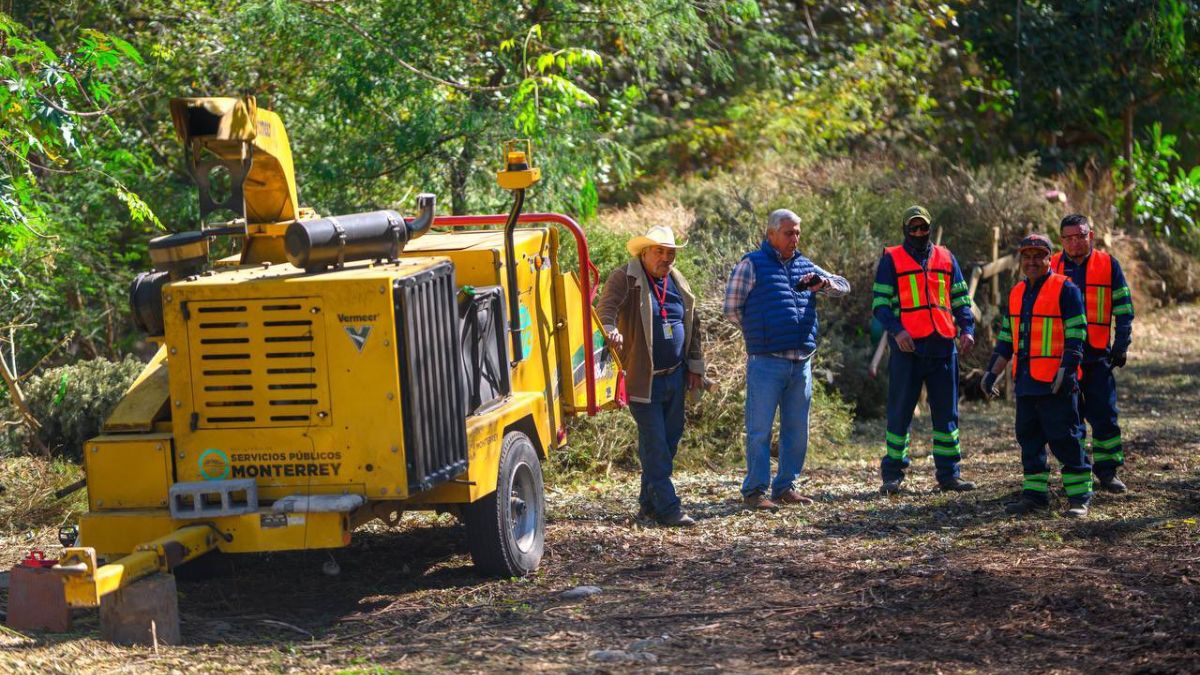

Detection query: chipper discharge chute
(5, 97), (624, 643)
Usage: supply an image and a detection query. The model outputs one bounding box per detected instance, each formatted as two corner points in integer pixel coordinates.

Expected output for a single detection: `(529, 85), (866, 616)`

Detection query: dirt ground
(2, 304), (1199, 673)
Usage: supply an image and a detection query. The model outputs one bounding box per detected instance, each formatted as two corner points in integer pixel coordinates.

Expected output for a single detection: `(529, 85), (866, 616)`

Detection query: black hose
(504, 188), (526, 365)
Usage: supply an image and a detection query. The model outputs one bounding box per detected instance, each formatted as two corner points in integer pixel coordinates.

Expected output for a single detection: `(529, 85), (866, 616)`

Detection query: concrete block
(169, 478), (257, 519)
(6, 565), (71, 632)
(99, 573), (181, 645)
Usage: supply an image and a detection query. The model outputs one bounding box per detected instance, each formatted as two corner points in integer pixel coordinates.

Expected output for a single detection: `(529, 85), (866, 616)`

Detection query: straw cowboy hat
(626, 225), (686, 257)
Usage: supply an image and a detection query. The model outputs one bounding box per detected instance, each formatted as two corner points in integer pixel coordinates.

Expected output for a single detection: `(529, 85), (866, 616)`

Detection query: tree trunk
(450, 139), (476, 216)
(0, 355), (51, 457)
(1122, 102), (1135, 230)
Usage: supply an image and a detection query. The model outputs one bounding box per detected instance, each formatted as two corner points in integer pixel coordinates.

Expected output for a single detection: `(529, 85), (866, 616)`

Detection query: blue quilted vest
(742, 240), (820, 355)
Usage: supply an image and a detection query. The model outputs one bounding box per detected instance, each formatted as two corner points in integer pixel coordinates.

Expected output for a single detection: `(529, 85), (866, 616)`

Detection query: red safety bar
(413, 213), (602, 416)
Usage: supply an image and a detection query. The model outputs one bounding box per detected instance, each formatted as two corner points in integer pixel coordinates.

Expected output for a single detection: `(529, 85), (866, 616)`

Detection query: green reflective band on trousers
(931, 429), (960, 443)
(1023, 472), (1050, 492)
(1093, 450), (1125, 463)
(932, 444), (961, 457)
(885, 430), (910, 460)
(872, 297), (894, 310)
(873, 282), (895, 294)
(1063, 472), (1094, 496)
(1093, 435), (1122, 449)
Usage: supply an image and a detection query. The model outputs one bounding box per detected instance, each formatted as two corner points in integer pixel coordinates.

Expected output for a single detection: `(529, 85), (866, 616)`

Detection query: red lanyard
(651, 275), (669, 320)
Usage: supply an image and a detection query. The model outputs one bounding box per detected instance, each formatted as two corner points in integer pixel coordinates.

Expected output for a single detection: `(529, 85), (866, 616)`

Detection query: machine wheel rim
(508, 461), (538, 553)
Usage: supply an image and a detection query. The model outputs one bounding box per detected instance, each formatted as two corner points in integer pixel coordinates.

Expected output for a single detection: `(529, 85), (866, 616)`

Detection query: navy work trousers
(1015, 388), (1093, 505)
(1079, 361), (1124, 479)
(881, 350), (961, 484)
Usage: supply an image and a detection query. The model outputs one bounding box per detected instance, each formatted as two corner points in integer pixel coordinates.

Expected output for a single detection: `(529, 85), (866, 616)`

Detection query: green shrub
(1, 356), (144, 459)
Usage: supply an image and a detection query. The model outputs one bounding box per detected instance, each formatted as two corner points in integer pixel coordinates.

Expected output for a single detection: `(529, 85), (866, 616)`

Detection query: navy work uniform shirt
(649, 273), (686, 370)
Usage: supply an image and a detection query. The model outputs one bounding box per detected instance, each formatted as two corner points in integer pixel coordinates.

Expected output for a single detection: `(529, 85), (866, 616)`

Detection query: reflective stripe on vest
(1051, 250), (1113, 350)
(885, 244), (957, 339)
(1009, 273), (1068, 382)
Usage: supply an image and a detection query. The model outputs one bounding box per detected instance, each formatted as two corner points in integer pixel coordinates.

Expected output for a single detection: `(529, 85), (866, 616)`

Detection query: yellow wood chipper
(42, 97), (623, 619)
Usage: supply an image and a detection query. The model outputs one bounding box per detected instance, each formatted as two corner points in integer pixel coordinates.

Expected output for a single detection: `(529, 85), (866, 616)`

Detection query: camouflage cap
(902, 205), (932, 228)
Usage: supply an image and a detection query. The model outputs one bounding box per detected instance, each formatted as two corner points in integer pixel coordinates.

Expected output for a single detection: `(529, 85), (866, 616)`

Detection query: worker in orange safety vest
(873, 205), (976, 495)
(1050, 214), (1134, 493)
(981, 234), (1093, 518)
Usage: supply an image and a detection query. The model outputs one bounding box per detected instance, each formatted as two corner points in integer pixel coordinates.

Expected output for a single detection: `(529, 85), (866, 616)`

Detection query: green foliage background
(3, 0), (1200, 466)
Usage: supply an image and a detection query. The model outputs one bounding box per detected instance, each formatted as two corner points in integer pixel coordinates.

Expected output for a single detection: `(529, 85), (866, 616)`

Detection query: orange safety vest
(886, 244), (957, 339)
(1009, 273), (1068, 382)
(1050, 250), (1113, 350)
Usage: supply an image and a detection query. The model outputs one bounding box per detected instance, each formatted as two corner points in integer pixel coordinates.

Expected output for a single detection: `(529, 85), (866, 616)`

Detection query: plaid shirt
(723, 256), (851, 360)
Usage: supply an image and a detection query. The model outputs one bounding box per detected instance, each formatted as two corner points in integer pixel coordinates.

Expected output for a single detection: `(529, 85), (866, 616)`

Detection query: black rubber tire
(463, 431), (545, 577)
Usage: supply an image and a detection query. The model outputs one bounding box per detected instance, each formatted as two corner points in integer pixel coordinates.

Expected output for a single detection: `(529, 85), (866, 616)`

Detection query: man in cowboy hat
(597, 225), (705, 527)
(724, 209), (850, 511)
(981, 233), (1093, 518)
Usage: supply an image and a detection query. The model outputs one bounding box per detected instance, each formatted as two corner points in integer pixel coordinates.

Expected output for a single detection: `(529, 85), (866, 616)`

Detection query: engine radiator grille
(394, 261), (469, 492)
(185, 298), (331, 429)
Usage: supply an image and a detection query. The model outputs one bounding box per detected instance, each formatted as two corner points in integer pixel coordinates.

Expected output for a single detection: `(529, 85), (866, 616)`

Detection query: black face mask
(904, 224), (931, 252)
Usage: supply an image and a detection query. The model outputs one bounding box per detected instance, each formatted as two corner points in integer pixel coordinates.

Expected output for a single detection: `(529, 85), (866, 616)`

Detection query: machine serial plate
(260, 513), (288, 529)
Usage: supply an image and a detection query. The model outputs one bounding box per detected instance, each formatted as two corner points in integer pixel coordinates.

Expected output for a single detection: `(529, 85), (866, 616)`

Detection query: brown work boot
(743, 492), (780, 512)
(775, 489), (814, 506)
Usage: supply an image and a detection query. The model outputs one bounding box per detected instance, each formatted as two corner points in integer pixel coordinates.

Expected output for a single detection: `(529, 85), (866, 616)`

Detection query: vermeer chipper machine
(47, 97), (622, 616)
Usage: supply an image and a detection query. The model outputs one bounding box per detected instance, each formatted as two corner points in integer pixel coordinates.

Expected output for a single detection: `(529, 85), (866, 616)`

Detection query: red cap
(1017, 234), (1052, 253)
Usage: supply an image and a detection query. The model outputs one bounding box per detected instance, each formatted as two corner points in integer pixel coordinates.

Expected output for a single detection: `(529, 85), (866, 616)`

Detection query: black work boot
(1063, 501), (1090, 518)
(657, 511), (696, 528)
(880, 478), (904, 496)
(1004, 496), (1050, 515)
(938, 477), (977, 492)
(1099, 475), (1127, 494)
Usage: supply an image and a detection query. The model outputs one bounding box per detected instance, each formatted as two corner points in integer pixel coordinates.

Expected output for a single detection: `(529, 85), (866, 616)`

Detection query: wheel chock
(7, 553), (72, 632)
(99, 572), (181, 646)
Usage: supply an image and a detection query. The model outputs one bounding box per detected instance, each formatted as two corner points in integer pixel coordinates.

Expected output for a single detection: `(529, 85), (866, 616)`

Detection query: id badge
(663, 323), (674, 339)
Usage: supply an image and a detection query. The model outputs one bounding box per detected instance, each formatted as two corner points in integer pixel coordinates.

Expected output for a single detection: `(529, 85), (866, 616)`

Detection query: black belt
(652, 363), (683, 377)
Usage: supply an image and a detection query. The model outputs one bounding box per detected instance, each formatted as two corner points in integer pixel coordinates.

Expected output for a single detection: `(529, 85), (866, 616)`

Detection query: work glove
(957, 332), (976, 356)
(1109, 350), (1127, 368)
(1051, 367), (1067, 395)
(981, 371), (1000, 399)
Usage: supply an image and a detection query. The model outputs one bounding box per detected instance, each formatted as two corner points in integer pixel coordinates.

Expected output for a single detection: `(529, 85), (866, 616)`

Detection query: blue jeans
(741, 355), (812, 499)
(627, 368), (685, 519)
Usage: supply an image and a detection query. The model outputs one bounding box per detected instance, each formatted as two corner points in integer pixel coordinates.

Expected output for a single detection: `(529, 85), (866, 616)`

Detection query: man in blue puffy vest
(724, 209), (850, 511)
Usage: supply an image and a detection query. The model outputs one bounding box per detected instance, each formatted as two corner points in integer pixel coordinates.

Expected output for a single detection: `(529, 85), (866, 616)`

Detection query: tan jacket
(596, 259), (705, 403)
